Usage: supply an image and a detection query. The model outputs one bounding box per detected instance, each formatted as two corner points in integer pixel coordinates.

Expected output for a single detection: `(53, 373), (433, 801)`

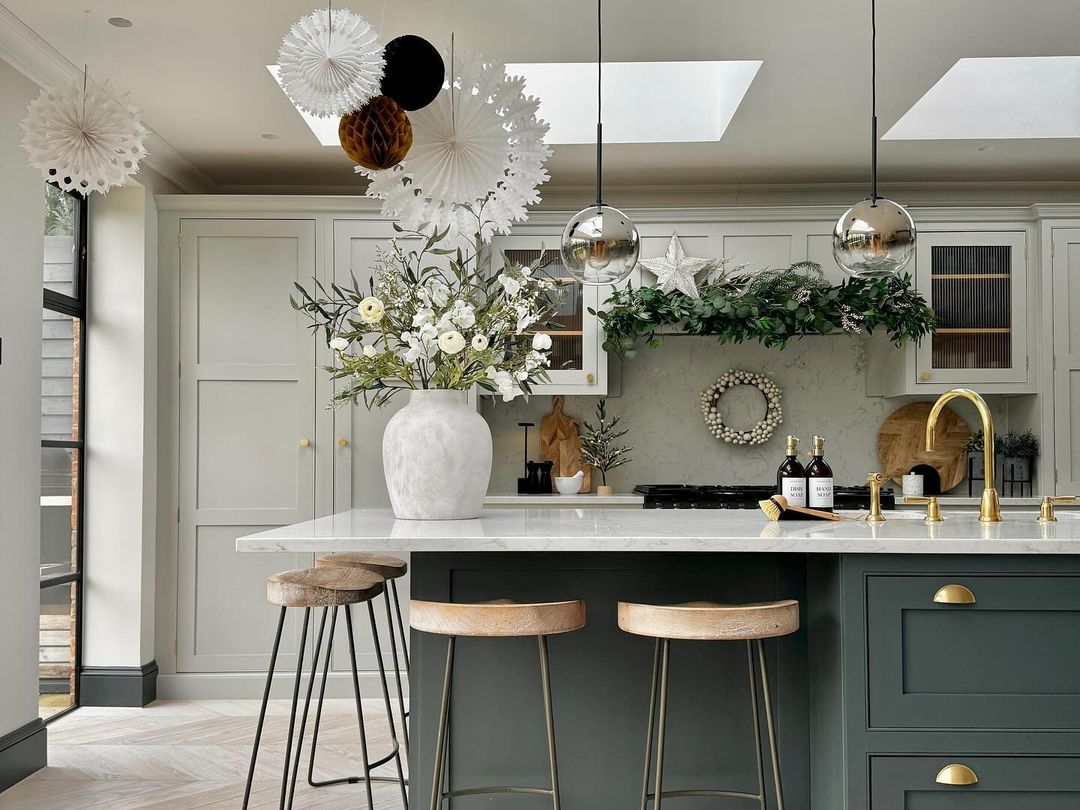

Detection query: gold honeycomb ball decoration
(339, 95), (413, 171)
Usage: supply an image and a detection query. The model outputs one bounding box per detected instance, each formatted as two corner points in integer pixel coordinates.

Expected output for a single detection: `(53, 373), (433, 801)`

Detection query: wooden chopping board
(540, 396), (591, 493)
(877, 401), (971, 491)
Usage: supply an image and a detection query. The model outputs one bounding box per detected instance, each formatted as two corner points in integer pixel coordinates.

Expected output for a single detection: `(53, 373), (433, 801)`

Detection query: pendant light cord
(870, 0), (878, 203)
(594, 0), (604, 207)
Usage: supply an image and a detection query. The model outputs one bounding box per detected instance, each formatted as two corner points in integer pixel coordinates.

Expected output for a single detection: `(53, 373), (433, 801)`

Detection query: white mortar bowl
(554, 475), (584, 495)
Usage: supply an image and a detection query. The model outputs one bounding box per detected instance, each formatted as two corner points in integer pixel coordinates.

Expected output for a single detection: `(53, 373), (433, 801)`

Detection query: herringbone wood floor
(0, 700), (408, 809)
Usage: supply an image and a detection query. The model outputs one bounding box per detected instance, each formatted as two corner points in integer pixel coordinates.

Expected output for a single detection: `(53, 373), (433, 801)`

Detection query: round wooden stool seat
(618, 599), (799, 641)
(410, 599), (586, 637)
(315, 551), (408, 580)
(266, 567), (385, 608)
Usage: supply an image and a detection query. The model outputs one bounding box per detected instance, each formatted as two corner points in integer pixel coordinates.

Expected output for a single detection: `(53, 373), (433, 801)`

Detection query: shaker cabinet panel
(866, 575), (1080, 730)
(177, 218), (317, 672)
(870, 756), (1080, 810)
(1052, 229), (1080, 495)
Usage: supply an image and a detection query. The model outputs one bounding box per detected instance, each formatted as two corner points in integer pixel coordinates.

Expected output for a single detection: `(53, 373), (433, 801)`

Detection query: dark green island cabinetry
(236, 508), (1080, 810)
(837, 555), (1080, 809)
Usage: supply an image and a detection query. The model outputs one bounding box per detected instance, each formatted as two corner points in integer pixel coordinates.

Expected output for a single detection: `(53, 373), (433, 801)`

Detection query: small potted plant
(579, 399), (632, 496)
(962, 429), (1002, 482)
(998, 429), (1039, 486)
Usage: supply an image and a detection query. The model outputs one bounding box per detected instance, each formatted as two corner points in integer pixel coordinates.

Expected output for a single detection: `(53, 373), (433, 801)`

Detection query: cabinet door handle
(338, 437), (349, 448)
(933, 583), (976, 605)
(586, 373), (595, 383)
(935, 763), (978, 786)
(299, 438), (311, 448)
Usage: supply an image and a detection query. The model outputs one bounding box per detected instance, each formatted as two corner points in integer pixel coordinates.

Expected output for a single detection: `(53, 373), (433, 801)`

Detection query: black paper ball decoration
(380, 35), (444, 111)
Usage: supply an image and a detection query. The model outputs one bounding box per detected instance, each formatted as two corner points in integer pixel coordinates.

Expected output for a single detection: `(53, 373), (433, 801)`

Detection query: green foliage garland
(593, 261), (935, 359)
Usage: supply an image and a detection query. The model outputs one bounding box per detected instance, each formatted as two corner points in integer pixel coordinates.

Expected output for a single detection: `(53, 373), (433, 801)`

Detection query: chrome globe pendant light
(560, 0), (640, 285)
(832, 0), (916, 278)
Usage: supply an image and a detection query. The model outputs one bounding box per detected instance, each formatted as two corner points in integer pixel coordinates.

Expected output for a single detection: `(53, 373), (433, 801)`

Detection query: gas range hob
(633, 484), (895, 511)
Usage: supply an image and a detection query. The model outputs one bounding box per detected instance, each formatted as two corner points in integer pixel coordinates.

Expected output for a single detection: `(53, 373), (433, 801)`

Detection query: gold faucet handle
(866, 472), (886, 486)
(1038, 495), (1077, 523)
(906, 496), (944, 523)
(865, 472), (887, 522)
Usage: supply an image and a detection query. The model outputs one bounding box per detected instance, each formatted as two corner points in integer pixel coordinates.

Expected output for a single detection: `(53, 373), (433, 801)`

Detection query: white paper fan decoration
(21, 75), (148, 196)
(361, 50), (552, 246)
(278, 7), (383, 118)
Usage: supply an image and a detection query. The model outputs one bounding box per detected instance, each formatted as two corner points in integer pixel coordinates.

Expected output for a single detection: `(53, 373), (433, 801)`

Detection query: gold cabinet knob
(586, 373), (595, 383)
(920, 371), (932, 381)
(935, 763), (978, 786)
(299, 438), (311, 448)
(933, 583), (976, 605)
(338, 437), (349, 448)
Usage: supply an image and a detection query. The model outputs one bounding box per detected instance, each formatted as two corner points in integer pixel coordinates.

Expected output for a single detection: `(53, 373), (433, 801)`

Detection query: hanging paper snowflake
(360, 50), (551, 246)
(278, 7), (383, 118)
(21, 75), (148, 196)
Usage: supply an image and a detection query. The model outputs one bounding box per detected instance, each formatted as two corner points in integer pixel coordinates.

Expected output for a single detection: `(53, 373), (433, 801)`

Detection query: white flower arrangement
(292, 224), (562, 407)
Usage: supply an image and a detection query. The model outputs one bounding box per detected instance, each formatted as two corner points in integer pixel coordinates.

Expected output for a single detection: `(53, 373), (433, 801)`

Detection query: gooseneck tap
(926, 388), (1001, 523)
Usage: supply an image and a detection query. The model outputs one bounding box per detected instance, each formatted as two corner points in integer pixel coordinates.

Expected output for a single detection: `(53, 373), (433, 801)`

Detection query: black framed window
(39, 184), (87, 721)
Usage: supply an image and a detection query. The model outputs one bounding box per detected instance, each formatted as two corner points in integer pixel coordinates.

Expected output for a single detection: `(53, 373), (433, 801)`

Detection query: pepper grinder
(517, 422), (535, 494)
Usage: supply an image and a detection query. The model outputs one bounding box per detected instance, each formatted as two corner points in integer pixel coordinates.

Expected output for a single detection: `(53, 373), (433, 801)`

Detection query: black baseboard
(79, 660), (158, 707)
(0, 718), (46, 793)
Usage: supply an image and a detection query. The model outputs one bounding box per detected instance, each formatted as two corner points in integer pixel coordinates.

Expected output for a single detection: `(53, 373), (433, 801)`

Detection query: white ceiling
(5, 0), (1080, 193)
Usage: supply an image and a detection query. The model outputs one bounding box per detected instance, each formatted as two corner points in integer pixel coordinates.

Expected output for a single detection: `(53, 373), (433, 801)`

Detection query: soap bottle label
(808, 478), (834, 509)
(781, 477), (807, 507)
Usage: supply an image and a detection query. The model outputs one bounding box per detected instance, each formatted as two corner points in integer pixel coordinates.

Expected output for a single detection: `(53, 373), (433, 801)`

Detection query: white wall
(83, 167), (177, 671)
(0, 58), (45, 735)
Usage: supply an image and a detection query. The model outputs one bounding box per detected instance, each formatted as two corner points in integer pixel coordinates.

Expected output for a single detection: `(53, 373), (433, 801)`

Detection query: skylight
(269, 60), (761, 146)
(884, 56), (1080, 140)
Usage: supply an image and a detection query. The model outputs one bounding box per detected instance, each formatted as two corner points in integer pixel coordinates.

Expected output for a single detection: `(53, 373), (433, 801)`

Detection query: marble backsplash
(481, 336), (1014, 494)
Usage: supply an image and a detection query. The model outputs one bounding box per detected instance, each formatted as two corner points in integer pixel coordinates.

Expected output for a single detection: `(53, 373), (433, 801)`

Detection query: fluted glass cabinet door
(915, 231), (1028, 385)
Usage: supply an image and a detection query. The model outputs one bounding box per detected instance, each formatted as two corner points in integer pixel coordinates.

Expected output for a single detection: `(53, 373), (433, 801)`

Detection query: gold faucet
(926, 388), (1001, 523)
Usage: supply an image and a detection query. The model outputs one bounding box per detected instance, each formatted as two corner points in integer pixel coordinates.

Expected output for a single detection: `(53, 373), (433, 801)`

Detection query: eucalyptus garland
(593, 261), (935, 359)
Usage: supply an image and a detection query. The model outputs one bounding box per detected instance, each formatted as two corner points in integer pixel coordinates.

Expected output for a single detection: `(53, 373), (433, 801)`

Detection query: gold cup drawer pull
(933, 583), (976, 604)
(935, 763), (978, 786)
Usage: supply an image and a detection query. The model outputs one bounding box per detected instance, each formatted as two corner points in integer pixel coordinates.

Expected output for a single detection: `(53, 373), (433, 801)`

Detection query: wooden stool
(316, 552), (411, 753)
(242, 568), (408, 810)
(411, 599), (586, 810)
(618, 599), (800, 810)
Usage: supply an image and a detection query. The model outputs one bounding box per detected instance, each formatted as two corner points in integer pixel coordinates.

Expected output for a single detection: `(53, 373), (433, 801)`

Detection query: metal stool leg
(369, 600), (409, 808)
(639, 639), (661, 810)
(538, 636), (562, 810)
(747, 640), (767, 810)
(428, 636), (455, 810)
(383, 588), (410, 755)
(307, 606), (339, 787)
(653, 639), (671, 810)
(391, 579), (411, 675)
(344, 605), (376, 810)
(242, 606), (287, 810)
(285, 607), (329, 808)
(279, 608), (311, 810)
(756, 639), (785, 810)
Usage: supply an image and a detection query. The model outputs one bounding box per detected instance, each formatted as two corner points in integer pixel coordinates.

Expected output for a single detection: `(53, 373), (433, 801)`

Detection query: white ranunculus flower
(498, 274), (522, 296)
(532, 332), (553, 351)
(362, 344), (378, 358)
(471, 334), (489, 351)
(329, 337), (350, 351)
(357, 297), (385, 323)
(437, 330), (466, 355)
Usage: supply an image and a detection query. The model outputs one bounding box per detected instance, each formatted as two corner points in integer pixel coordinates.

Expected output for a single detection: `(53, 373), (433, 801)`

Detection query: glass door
(916, 231), (1028, 385)
(39, 184), (87, 720)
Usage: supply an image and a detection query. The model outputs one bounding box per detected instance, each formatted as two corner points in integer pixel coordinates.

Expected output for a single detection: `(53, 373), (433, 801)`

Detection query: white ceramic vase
(382, 389), (492, 520)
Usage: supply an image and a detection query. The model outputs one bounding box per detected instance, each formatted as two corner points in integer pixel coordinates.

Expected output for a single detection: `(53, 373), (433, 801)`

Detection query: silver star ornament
(639, 235), (714, 299)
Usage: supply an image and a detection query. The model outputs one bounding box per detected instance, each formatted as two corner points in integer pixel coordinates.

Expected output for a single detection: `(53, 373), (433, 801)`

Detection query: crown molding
(0, 3), (218, 193)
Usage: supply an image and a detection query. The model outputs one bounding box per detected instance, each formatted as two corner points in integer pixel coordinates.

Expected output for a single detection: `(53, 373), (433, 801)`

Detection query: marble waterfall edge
(382, 389), (492, 519)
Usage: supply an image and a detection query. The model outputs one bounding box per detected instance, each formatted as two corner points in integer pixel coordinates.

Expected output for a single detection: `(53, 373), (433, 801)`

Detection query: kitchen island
(238, 510), (1080, 810)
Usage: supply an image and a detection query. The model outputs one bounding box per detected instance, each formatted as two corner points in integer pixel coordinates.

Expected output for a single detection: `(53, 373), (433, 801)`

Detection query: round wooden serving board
(877, 401), (971, 491)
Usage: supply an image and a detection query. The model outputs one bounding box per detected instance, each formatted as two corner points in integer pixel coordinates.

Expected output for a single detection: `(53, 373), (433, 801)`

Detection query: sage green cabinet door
(871, 756), (1080, 809)
(867, 575), (1080, 730)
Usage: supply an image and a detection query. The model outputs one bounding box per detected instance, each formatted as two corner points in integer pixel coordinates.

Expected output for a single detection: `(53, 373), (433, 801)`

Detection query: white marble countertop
(484, 493), (644, 506)
(237, 508), (1080, 555)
